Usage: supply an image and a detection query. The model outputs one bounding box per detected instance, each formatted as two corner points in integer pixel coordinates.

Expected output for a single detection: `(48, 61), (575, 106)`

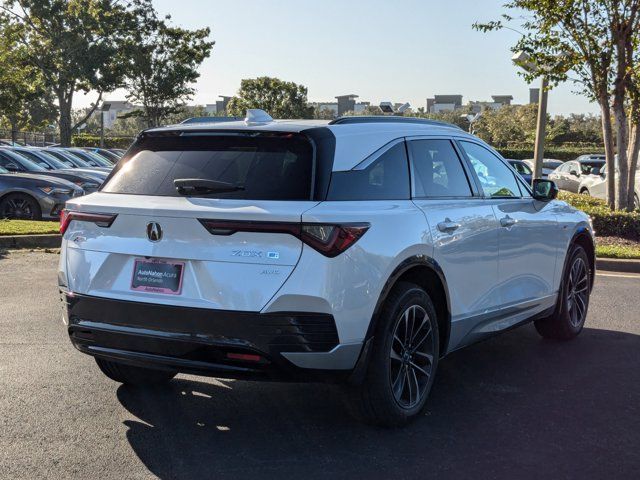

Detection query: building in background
(468, 95), (514, 113)
(426, 95), (463, 113)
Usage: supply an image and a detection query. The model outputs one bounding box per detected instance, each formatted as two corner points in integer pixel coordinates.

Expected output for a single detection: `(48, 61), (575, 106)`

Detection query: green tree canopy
(0, 0), (157, 146)
(123, 20), (214, 128)
(227, 77), (314, 119)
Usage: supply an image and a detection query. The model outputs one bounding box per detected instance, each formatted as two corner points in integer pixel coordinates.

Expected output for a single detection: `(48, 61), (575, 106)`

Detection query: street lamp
(461, 113), (482, 134)
(512, 51), (548, 180)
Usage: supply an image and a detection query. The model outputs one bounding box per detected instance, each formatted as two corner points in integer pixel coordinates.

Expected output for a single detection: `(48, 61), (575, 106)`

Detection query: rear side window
(409, 139), (473, 198)
(102, 132), (314, 200)
(327, 142), (410, 200)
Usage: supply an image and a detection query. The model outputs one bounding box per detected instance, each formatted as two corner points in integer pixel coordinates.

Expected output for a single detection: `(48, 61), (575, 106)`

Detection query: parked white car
(549, 158), (605, 193)
(58, 112), (595, 426)
(579, 164), (640, 210)
(523, 158), (564, 179)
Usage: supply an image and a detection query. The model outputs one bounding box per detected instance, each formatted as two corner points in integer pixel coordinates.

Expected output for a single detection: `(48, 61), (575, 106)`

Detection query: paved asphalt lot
(1, 250), (639, 480)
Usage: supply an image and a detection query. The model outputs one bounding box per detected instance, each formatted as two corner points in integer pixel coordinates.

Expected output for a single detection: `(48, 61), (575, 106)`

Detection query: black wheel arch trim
(349, 254), (451, 385)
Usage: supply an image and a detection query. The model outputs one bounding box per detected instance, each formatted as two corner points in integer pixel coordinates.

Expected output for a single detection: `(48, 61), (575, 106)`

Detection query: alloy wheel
(566, 256), (589, 328)
(1, 197), (35, 219)
(389, 305), (435, 409)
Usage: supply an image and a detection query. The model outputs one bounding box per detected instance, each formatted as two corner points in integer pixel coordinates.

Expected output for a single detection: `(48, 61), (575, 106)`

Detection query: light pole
(512, 51), (548, 180)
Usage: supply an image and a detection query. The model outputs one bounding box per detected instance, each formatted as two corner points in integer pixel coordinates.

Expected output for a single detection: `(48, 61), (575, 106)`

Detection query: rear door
(63, 131), (319, 312)
(408, 137), (501, 345)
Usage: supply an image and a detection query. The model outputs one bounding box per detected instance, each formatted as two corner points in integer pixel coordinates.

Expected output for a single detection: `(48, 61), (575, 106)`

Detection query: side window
(327, 142), (410, 200)
(408, 139), (472, 197)
(459, 141), (521, 198)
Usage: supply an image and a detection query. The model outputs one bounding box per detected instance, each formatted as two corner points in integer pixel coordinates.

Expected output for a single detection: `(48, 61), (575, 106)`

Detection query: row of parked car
(508, 154), (640, 210)
(0, 146), (123, 220)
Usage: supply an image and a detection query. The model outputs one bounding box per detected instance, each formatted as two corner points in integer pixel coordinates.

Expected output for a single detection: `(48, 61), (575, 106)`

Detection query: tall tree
(0, 0), (155, 146)
(123, 20), (214, 128)
(227, 77), (314, 119)
(475, 0), (640, 210)
(0, 20), (56, 142)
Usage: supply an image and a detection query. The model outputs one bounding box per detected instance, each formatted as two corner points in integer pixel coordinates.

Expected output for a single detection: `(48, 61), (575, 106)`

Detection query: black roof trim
(328, 116), (462, 130)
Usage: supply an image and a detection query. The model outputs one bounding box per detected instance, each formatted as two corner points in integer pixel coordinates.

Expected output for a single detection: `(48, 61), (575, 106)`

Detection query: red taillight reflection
(226, 352), (262, 362)
(60, 210), (118, 236)
(198, 219), (370, 258)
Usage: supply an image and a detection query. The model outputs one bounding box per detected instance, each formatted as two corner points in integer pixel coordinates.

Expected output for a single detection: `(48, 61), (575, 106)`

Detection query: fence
(0, 129), (58, 146)
(0, 129), (136, 149)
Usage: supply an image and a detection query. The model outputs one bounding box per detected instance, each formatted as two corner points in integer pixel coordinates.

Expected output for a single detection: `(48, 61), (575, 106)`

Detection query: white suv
(59, 112), (595, 426)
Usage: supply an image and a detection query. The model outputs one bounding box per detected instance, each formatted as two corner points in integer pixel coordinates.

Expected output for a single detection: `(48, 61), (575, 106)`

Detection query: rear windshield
(101, 132), (314, 200)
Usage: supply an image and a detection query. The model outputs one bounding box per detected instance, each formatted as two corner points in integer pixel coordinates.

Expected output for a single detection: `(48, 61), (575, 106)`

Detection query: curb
(1, 234), (639, 274)
(596, 257), (640, 274)
(0, 234), (62, 249)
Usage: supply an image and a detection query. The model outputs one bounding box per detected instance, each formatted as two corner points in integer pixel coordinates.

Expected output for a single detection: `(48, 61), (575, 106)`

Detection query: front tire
(95, 358), (176, 386)
(535, 245), (591, 340)
(348, 282), (439, 427)
(579, 188), (590, 196)
(0, 193), (42, 220)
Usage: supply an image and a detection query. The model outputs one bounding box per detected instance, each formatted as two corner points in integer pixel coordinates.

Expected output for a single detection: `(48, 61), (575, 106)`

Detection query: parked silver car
(59, 112), (595, 426)
(0, 165), (83, 220)
(549, 158), (605, 193)
(579, 164), (640, 209)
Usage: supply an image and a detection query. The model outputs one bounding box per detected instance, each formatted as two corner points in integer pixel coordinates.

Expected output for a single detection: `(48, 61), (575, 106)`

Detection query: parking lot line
(596, 272), (640, 279)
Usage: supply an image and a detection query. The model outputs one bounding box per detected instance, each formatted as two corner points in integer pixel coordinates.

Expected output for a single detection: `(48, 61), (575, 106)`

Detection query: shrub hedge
(496, 147), (605, 161)
(558, 191), (640, 239)
(71, 134), (135, 149)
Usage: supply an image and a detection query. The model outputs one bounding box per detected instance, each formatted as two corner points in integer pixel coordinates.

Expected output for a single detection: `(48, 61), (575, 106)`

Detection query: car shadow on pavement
(116, 325), (640, 480)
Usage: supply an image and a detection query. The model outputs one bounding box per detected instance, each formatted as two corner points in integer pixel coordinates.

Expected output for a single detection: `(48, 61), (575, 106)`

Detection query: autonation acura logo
(146, 222), (163, 242)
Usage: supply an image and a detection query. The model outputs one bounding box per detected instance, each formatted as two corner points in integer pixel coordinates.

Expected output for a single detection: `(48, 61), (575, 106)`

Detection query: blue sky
(87, 0), (600, 116)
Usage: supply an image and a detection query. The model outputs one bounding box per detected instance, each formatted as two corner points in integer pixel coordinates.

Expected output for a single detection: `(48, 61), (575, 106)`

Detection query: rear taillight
(60, 209), (117, 235)
(198, 220), (370, 258)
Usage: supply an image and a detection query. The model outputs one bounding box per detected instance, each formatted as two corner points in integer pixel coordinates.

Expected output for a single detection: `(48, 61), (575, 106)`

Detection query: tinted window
(460, 141), (521, 198)
(580, 161), (604, 175)
(102, 133), (314, 200)
(510, 161), (532, 175)
(409, 139), (472, 197)
(327, 142), (410, 200)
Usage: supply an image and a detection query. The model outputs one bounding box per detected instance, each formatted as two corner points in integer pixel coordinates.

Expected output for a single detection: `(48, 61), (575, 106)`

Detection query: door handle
(500, 216), (517, 228)
(437, 220), (461, 233)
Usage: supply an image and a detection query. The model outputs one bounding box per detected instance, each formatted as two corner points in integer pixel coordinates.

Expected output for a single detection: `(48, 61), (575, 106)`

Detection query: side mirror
(591, 167), (601, 176)
(5, 163), (19, 172)
(570, 169), (579, 177)
(532, 179), (559, 201)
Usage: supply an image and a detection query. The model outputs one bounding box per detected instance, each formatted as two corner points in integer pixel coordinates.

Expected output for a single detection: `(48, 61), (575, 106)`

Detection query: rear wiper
(174, 178), (245, 196)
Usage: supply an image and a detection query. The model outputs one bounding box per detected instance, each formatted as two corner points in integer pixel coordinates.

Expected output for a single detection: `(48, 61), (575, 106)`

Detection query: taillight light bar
(198, 219), (370, 258)
(60, 210), (118, 236)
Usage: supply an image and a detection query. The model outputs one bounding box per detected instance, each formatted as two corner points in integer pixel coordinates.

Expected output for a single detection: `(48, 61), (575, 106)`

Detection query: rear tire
(535, 245), (591, 340)
(348, 282), (439, 427)
(95, 358), (176, 386)
(0, 193), (42, 220)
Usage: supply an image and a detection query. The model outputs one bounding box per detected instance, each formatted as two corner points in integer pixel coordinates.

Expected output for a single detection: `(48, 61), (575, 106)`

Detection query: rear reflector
(226, 352), (262, 362)
(198, 220), (370, 258)
(60, 210), (118, 235)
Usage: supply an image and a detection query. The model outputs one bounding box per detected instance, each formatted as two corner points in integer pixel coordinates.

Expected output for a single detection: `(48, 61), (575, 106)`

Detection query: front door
(458, 140), (559, 310)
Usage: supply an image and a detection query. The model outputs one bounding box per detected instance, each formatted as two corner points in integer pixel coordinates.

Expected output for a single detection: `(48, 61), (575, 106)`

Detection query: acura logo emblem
(147, 222), (162, 242)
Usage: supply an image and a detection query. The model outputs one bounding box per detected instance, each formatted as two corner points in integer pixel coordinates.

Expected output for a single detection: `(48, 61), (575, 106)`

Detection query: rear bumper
(62, 292), (362, 382)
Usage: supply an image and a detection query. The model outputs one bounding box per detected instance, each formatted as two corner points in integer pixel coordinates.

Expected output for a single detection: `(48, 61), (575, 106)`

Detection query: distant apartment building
(426, 95), (463, 113)
(468, 95), (514, 113)
(310, 94), (371, 118)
